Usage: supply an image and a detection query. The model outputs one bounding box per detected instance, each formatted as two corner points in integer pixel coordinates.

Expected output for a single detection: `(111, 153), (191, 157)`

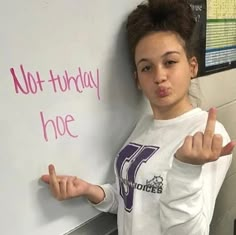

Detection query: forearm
(160, 158), (207, 234)
(160, 155), (231, 234)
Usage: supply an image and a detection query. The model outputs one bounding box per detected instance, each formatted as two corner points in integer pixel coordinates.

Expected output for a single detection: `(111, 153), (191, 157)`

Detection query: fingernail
(208, 107), (217, 112)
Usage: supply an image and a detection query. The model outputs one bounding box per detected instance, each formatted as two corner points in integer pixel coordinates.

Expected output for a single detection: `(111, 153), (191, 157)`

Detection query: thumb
(41, 174), (50, 183)
(220, 141), (236, 156)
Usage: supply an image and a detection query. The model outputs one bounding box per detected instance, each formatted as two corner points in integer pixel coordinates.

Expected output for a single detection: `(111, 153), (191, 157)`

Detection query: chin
(151, 101), (173, 110)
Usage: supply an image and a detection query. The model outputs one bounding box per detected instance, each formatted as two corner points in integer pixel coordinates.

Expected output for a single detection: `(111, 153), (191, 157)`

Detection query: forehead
(134, 31), (186, 62)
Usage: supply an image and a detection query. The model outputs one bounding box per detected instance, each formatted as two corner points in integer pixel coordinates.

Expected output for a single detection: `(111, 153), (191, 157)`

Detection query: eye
(165, 60), (177, 66)
(141, 65), (152, 72)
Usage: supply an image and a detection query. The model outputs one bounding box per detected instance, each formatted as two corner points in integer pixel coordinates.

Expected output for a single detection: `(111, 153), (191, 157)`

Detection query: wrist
(172, 157), (202, 180)
(85, 184), (105, 204)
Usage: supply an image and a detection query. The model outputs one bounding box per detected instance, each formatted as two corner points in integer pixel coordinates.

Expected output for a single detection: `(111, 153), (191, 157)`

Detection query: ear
(189, 56), (198, 79)
(134, 71), (141, 90)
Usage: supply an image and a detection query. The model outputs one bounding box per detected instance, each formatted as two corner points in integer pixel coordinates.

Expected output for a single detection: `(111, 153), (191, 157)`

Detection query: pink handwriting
(10, 65), (45, 94)
(40, 111), (78, 142)
(48, 67), (100, 100)
(10, 65), (101, 100)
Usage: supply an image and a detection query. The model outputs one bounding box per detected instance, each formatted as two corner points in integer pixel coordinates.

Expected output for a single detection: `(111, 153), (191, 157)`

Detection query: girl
(41, 0), (235, 234)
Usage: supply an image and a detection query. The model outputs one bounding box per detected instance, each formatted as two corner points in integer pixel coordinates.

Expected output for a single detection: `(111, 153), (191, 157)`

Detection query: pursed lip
(156, 86), (170, 98)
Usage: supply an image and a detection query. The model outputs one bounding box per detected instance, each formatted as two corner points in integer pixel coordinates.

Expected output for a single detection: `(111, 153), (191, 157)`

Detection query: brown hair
(126, 0), (198, 69)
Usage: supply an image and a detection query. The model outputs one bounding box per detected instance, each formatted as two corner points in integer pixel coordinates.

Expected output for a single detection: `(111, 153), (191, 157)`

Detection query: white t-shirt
(93, 108), (232, 235)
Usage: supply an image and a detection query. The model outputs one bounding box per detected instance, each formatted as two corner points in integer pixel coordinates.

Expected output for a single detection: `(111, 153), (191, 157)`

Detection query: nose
(153, 67), (167, 84)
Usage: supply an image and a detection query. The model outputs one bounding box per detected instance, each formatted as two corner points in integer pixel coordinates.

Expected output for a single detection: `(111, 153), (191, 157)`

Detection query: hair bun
(148, 0), (176, 21)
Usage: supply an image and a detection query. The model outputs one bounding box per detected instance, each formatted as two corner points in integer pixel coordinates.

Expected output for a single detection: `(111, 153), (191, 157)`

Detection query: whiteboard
(0, 1), (144, 234)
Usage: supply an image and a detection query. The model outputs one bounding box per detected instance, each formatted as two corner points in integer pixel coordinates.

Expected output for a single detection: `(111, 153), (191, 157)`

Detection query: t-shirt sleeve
(89, 183), (119, 214)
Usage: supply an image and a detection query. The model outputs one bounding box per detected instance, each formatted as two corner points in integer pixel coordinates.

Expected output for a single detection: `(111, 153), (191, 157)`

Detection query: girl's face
(134, 31), (198, 119)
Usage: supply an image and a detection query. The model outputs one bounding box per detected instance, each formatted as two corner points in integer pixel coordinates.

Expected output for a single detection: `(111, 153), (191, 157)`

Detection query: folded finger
(212, 134), (223, 157)
(192, 132), (203, 150)
(59, 178), (68, 199)
(67, 177), (77, 197)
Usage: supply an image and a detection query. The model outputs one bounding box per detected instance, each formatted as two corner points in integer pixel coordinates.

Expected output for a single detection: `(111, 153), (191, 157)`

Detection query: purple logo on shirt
(116, 143), (159, 212)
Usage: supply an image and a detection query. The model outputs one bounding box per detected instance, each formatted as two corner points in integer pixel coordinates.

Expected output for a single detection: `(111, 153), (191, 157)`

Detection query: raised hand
(175, 108), (236, 165)
(41, 164), (91, 200)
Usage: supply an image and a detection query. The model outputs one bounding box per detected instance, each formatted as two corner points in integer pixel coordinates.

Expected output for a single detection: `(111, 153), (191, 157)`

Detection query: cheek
(137, 74), (147, 86)
(178, 66), (192, 82)
(184, 64), (193, 78)
(138, 79), (153, 95)
(171, 71), (191, 90)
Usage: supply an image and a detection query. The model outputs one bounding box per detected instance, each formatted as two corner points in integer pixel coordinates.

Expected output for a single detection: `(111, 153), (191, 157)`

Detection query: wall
(196, 68), (236, 235)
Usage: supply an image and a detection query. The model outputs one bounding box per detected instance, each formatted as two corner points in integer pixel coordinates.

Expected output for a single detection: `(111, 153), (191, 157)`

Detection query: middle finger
(49, 164), (60, 198)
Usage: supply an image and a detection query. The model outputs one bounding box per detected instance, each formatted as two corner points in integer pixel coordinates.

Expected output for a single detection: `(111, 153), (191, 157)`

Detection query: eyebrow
(137, 51), (180, 66)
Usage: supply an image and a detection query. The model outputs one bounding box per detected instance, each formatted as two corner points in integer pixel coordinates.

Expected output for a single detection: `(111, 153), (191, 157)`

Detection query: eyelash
(141, 65), (151, 72)
(140, 60), (177, 72)
(165, 60), (177, 66)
